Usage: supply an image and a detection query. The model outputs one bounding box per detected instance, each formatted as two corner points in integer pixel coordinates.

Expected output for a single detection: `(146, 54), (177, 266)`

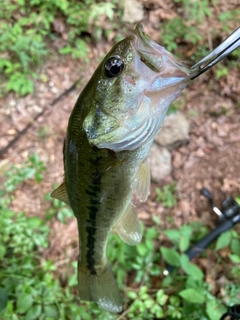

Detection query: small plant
(127, 286), (168, 319)
(4, 153), (46, 192)
(174, 0), (211, 23)
(218, 9), (240, 33)
(1, 156), (240, 319)
(156, 182), (177, 208)
(160, 17), (208, 62)
(0, 0), (117, 96)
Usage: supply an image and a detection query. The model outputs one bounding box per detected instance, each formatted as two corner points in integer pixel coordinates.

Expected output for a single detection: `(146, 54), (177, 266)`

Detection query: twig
(0, 79), (80, 158)
(116, 307), (131, 320)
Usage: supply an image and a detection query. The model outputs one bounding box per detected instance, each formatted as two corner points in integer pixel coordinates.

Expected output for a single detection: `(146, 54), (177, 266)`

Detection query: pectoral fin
(51, 181), (70, 206)
(113, 204), (142, 245)
(133, 160), (150, 202)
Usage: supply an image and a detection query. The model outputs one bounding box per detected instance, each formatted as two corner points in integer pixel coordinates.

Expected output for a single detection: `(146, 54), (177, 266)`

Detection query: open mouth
(134, 23), (191, 79)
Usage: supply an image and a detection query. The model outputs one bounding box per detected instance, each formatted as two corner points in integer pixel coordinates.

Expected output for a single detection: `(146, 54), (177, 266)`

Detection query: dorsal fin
(51, 181), (70, 206)
(113, 203), (142, 245)
(133, 160), (150, 202)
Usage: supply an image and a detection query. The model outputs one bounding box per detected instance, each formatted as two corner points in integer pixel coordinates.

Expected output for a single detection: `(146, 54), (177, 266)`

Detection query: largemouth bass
(51, 23), (195, 313)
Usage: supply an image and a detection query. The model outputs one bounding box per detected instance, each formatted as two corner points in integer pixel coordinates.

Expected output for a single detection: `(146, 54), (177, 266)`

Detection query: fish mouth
(133, 23), (191, 78)
(133, 23), (164, 73)
(134, 23), (156, 53)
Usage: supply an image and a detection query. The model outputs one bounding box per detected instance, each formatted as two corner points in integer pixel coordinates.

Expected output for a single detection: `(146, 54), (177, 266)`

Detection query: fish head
(83, 23), (193, 151)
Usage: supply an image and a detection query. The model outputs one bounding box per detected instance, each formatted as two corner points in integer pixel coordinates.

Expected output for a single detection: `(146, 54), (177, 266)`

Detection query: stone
(155, 112), (190, 148)
(148, 143), (172, 183)
(122, 0), (144, 23)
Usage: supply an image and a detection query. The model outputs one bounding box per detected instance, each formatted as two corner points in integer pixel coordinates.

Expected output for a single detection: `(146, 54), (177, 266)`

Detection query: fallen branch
(0, 79), (80, 158)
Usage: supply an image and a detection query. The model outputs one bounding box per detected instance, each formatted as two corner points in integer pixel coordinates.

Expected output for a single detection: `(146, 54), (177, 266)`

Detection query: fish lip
(134, 23), (155, 50)
(133, 23), (165, 57)
(133, 23), (191, 79)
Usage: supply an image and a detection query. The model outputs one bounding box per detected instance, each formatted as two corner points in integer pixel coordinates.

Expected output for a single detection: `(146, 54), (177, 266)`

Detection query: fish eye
(104, 57), (124, 78)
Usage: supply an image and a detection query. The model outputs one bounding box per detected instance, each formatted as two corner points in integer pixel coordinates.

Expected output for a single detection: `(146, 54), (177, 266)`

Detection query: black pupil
(104, 58), (124, 78)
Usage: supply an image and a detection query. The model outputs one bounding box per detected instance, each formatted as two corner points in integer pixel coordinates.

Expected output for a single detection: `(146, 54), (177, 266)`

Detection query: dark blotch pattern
(85, 154), (104, 274)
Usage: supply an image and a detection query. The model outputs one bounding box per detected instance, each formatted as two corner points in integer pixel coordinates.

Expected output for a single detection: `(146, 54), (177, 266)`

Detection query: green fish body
(52, 24), (193, 313)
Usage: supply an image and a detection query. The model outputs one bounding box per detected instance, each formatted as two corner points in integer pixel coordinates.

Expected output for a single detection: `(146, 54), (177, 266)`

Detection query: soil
(0, 0), (239, 301)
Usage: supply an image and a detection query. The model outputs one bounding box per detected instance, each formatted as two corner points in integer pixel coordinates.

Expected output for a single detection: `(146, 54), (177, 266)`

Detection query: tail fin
(78, 262), (122, 313)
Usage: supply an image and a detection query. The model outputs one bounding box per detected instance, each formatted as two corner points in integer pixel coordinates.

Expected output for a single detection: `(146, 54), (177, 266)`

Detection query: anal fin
(51, 181), (70, 206)
(113, 204), (142, 245)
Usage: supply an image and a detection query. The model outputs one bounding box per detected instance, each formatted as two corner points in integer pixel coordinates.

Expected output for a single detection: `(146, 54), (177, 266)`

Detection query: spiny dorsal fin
(133, 160), (150, 202)
(113, 204), (142, 245)
(51, 181), (70, 206)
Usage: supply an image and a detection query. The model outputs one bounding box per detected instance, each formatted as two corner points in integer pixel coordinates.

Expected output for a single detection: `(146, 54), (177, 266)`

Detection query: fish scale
(51, 23), (193, 313)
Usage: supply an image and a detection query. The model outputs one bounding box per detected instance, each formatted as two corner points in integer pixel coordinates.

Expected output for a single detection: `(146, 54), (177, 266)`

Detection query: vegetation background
(0, 0), (240, 319)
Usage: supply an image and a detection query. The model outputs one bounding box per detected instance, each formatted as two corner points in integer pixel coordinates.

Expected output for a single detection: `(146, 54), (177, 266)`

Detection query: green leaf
(59, 46), (73, 55)
(25, 304), (42, 320)
(235, 196), (240, 205)
(144, 298), (154, 308)
(152, 304), (163, 318)
(57, 206), (73, 223)
(137, 243), (149, 257)
(152, 215), (161, 225)
(146, 227), (158, 240)
(162, 275), (173, 287)
(17, 293), (33, 313)
(0, 288), (8, 311)
(69, 273), (78, 287)
(179, 288), (205, 304)
(179, 225), (192, 252)
(128, 291), (138, 300)
(27, 217), (43, 228)
(230, 238), (240, 256)
(179, 234), (190, 252)
(43, 305), (58, 318)
(180, 254), (204, 280)
(164, 229), (180, 242)
(0, 245), (6, 259)
(229, 254), (240, 264)
(216, 230), (231, 250)
(206, 300), (226, 320)
(169, 295), (181, 307)
(187, 264), (204, 280)
(139, 286), (148, 296)
(160, 247), (180, 267)
(156, 289), (168, 306)
(89, 3), (115, 21)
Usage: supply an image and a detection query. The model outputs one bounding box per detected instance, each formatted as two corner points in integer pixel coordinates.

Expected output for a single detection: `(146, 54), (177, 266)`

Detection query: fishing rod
(165, 188), (240, 320)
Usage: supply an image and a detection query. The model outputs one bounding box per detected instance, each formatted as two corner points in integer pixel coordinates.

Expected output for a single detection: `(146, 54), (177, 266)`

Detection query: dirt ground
(0, 0), (240, 285)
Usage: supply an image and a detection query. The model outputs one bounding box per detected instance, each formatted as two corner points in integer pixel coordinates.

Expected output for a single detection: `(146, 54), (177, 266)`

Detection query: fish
(51, 23), (194, 313)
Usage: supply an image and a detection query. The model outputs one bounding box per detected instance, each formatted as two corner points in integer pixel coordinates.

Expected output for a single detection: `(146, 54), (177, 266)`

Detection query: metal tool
(185, 188), (240, 260)
(190, 26), (240, 79)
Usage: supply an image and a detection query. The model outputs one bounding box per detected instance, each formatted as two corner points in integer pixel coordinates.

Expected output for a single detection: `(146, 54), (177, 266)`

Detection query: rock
(155, 112), (190, 149)
(122, 0), (144, 23)
(148, 144), (172, 183)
